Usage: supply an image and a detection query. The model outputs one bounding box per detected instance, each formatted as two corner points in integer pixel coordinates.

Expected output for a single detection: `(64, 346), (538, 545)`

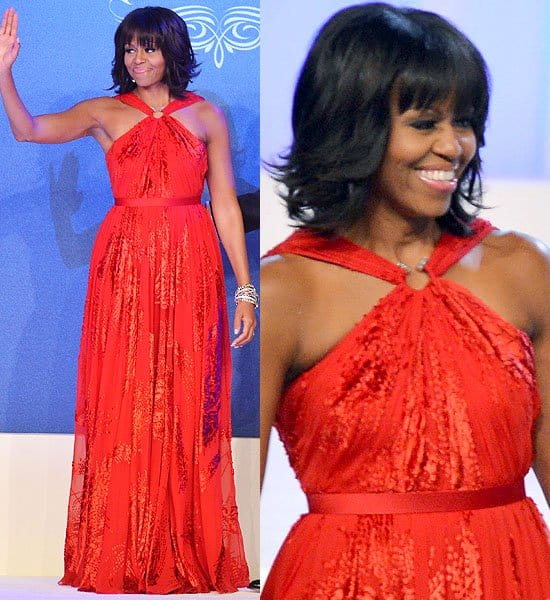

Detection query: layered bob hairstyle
(111, 7), (199, 98)
(272, 3), (491, 236)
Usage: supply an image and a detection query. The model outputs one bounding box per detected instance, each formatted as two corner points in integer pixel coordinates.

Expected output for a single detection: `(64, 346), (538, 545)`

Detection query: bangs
(394, 31), (489, 132)
(118, 12), (166, 50)
(123, 31), (160, 49)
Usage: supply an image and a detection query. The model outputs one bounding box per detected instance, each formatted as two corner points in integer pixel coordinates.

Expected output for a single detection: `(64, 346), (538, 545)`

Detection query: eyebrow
(399, 108), (441, 119)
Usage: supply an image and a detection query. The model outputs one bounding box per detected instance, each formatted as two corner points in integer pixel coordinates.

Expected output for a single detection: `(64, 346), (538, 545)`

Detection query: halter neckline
(264, 219), (495, 285)
(117, 91), (203, 116)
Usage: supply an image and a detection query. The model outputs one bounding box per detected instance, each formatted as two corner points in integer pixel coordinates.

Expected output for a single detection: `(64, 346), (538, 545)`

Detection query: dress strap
(264, 219), (495, 284)
(163, 92), (204, 115)
(425, 218), (495, 278)
(116, 91), (204, 116)
(264, 230), (407, 284)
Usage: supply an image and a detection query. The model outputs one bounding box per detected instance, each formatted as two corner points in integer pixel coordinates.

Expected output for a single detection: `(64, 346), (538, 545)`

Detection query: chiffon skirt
(60, 204), (248, 593)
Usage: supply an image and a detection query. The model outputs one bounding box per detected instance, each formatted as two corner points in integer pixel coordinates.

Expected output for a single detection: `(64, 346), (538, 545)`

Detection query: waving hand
(0, 8), (20, 71)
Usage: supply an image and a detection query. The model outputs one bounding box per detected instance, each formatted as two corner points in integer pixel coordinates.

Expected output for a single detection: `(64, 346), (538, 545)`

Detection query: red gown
(263, 220), (550, 599)
(60, 92), (249, 593)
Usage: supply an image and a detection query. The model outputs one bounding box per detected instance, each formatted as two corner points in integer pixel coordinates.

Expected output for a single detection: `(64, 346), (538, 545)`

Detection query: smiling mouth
(416, 169), (459, 193)
(417, 169), (457, 182)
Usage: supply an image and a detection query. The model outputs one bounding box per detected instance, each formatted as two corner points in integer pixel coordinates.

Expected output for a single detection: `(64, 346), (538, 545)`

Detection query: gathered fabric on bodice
(60, 92), (249, 594)
(262, 219), (550, 599)
(106, 91), (207, 202)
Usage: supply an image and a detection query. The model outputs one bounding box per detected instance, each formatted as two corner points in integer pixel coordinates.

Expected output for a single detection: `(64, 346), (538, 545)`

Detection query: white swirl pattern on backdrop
(109, 1), (260, 68)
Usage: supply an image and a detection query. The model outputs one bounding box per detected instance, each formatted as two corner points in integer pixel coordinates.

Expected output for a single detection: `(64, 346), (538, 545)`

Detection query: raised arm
(0, 8), (97, 143)
(202, 101), (256, 347)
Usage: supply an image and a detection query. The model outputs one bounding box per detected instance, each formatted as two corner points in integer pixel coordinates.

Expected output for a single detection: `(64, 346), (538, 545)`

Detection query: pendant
(397, 257), (429, 274)
(152, 110), (164, 119)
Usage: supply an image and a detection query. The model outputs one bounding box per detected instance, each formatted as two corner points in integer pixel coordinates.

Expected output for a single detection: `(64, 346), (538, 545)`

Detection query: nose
(133, 48), (146, 63)
(432, 122), (463, 163)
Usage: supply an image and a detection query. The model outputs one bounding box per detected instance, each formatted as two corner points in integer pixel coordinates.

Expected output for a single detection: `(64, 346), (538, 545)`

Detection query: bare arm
(506, 234), (550, 506)
(260, 257), (301, 487)
(0, 8), (97, 143)
(203, 101), (256, 347)
(528, 244), (550, 506)
(533, 334), (550, 507)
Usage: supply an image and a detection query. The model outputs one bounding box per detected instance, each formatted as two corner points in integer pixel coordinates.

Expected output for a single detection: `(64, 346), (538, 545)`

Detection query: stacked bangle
(235, 283), (258, 308)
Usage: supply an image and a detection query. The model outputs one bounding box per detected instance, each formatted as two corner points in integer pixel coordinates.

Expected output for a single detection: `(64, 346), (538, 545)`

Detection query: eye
(410, 119), (437, 131)
(144, 46), (157, 53)
(124, 47), (135, 54)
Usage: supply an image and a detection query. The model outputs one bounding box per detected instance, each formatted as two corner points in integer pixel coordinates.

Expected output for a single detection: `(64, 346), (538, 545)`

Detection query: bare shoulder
(73, 96), (119, 113)
(261, 253), (315, 338)
(261, 252), (314, 374)
(261, 252), (314, 312)
(192, 99), (224, 120)
(192, 99), (227, 134)
(482, 229), (550, 278)
(483, 229), (550, 324)
(171, 98), (224, 144)
(67, 96), (125, 126)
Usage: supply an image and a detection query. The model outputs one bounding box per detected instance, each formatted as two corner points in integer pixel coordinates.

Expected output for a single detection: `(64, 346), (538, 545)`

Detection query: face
(124, 37), (166, 88)
(370, 96), (477, 220)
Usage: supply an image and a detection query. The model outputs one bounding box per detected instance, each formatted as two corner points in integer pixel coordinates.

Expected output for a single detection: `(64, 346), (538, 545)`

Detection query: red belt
(114, 196), (201, 207)
(307, 480), (526, 514)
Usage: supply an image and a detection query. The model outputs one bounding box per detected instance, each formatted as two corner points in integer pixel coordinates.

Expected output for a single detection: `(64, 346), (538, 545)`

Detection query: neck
(345, 206), (441, 266)
(134, 84), (171, 109)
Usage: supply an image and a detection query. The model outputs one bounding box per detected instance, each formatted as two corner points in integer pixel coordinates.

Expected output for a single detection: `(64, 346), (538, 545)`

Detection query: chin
(419, 197), (452, 219)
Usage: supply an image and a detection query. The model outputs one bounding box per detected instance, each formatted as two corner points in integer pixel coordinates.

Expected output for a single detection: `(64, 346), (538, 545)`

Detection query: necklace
(397, 257), (429, 274)
(150, 102), (169, 119)
(135, 93), (171, 118)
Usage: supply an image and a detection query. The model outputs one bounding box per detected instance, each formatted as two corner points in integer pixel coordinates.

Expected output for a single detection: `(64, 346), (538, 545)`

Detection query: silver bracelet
(235, 283), (258, 308)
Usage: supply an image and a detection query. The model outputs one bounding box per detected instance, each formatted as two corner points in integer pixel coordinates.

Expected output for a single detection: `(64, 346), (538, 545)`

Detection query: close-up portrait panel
(260, 1), (550, 597)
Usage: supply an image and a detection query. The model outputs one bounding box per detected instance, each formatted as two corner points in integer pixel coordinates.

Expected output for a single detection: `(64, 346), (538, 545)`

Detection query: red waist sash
(114, 195), (201, 207)
(306, 480), (526, 514)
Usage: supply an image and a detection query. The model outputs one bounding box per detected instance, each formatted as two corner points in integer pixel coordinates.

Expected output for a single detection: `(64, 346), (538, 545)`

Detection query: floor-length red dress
(263, 219), (550, 599)
(60, 92), (249, 594)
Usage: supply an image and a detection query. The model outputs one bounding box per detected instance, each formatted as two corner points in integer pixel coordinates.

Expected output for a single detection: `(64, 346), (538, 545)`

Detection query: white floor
(0, 435), (259, 580)
(0, 578), (259, 599)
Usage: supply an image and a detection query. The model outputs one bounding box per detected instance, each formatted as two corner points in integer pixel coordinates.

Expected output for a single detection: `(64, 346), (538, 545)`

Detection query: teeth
(419, 170), (457, 182)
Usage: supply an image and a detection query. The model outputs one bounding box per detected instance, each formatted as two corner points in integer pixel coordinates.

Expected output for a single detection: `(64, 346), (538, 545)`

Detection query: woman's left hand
(232, 301), (257, 348)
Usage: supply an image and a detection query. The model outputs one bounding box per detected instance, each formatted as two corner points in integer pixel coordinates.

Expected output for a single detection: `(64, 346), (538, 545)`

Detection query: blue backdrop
(0, 0), (259, 437)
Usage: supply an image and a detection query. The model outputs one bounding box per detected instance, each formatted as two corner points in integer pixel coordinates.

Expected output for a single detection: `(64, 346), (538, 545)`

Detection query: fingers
(1, 8), (17, 38)
(0, 9), (10, 35)
(232, 328), (255, 347)
(231, 319), (255, 347)
(2, 8), (12, 36)
(12, 10), (18, 39)
(231, 305), (257, 348)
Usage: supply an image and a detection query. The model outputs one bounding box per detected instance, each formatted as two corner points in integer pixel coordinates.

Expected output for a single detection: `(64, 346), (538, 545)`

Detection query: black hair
(111, 6), (200, 98)
(270, 3), (491, 236)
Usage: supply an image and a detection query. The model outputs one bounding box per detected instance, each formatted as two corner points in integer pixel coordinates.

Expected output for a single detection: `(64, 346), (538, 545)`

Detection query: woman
(0, 6), (256, 594)
(261, 3), (550, 598)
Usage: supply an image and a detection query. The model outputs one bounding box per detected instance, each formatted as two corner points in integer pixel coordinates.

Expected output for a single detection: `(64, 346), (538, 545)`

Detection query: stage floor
(0, 578), (258, 599)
